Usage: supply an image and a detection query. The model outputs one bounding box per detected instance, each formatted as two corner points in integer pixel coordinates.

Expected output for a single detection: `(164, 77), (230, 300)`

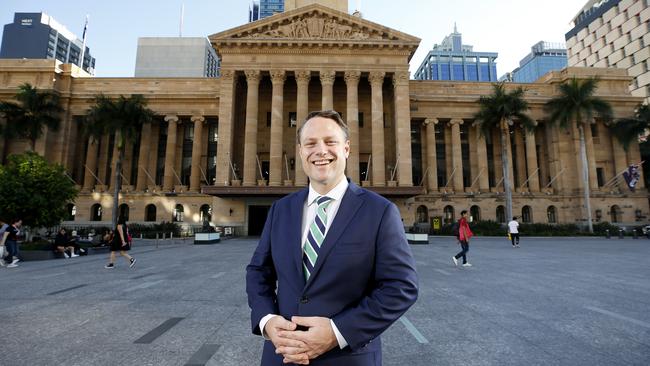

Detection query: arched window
(470, 205), (481, 222)
(119, 204), (130, 221)
(416, 205), (428, 223)
(496, 205), (505, 223)
(443, 205), (455, 224)
(66, 204), (76, 221)
(91, 204), (102, 221)
(547, 206), (557, 223)
(522, 206), (532, 223)
(145, 204), (157, 222)
(200, 204), (212, 223)
(173, 204), (184, 222)
(610, 205), (621, 223)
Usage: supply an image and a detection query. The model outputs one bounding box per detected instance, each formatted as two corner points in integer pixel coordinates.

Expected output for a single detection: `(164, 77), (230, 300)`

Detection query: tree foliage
(544, 77), (612, 233)
(84, 94), (155, 227)
(0, 83), (63, 151)
(609, 104), (650, 151)
(474, 82), (536, 137)
(0, 152), (78, 227)
(474, 82), (534, 223)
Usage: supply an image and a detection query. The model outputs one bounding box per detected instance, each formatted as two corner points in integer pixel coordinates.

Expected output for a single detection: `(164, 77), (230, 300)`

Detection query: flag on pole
(623, 163), (642, 192)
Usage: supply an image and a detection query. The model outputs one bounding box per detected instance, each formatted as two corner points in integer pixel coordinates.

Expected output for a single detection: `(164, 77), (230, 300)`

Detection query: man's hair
(296, 110), (349, 144)
(513, 216), (517, 220)
(460, 210), (468, 216)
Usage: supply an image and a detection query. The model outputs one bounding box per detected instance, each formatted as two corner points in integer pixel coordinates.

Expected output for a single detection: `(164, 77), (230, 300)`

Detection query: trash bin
(618, 229), (624, 239)
(605, 229), (610, 239)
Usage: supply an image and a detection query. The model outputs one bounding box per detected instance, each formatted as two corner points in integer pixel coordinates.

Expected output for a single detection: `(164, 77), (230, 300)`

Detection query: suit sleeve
(246, 203), (280, 335)
(331, 202), (419, 350)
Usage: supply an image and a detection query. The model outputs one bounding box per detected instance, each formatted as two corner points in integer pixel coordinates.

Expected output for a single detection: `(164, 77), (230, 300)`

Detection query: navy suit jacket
(246, 180), (419, 365)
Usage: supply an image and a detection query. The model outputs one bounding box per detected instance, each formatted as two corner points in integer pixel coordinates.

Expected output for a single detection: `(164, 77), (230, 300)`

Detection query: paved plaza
(1, 236), (649, 366)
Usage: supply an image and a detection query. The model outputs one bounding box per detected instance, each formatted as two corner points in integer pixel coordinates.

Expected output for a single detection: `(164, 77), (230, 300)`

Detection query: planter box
(405, 233), (429, 245)
(194, 232), (221, 245)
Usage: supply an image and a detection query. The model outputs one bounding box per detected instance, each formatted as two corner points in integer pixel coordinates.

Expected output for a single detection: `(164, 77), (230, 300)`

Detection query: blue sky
(1, 0), (588, 77)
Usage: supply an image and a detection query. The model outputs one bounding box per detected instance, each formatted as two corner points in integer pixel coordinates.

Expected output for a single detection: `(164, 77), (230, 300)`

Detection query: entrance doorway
(248, 205), (271, 236)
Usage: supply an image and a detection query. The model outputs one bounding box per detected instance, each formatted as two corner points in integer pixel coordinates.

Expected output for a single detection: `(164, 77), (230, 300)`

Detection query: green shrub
(128, 221), (181, 239)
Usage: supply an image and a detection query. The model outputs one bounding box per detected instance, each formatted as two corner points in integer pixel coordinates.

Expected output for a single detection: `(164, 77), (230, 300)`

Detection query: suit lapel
(292, 189), (309, 285)
(304, 182), (364, 290)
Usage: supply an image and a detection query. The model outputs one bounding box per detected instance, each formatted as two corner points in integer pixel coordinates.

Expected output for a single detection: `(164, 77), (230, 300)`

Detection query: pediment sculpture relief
(241, 15), (387, 41)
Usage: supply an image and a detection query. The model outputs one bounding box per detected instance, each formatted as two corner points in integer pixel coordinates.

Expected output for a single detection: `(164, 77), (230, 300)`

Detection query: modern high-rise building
(134, 37), (219, 78)
(566, 0), (650, 103)
(249, 1), (261, 22)
(0, 12), (95, 75)
(510, 41), (568, 83)
(414, 25), (498, 82)
(260, 0), (285, 19)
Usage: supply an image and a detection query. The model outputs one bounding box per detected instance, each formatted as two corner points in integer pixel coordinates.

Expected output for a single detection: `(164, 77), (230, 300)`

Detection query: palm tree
(474, 82), (535, 223)
(608, 104), (650, 151)
(545, 77), (612, 233)
(0, 83), (63, 158)
(85, 94), (155, 227)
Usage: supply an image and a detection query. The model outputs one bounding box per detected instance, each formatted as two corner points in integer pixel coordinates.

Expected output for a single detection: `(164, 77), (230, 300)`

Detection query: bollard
(618, 229), (624, 239)
(171, 232), (173, 240)
(633, 229), (638, 239)
(605, 229), (610, 239)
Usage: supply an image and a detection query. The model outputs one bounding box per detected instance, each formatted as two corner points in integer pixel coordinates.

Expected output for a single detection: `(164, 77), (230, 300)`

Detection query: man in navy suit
(246, 110), (418, 365)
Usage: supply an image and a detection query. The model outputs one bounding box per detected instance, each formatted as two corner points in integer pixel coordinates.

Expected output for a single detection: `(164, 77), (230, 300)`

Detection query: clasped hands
(265, 315), (338, 365)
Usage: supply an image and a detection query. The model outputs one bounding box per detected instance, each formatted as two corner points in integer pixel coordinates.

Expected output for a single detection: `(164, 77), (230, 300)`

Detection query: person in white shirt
(508, 216), (520, 247)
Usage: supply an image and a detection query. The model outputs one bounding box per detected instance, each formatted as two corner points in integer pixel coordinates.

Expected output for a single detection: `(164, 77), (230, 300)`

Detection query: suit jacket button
(300, 296), (309, 304)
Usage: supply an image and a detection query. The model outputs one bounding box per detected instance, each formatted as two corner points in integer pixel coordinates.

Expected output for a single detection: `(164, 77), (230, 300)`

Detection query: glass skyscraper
(414, 25), (498, 82)
(510, 41), (567, 83)
(249, 0), (285, 22)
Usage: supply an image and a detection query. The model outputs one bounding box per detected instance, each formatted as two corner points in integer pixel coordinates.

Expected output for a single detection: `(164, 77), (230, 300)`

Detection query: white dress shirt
(259, 177), (350, 349)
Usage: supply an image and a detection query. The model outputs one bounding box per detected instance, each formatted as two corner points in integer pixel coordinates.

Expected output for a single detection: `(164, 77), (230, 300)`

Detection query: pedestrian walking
(2, 219), (22, 268)
(452, 210), (473, 267)
(508, 216), (520, 247)
(104, 216), (136, 269)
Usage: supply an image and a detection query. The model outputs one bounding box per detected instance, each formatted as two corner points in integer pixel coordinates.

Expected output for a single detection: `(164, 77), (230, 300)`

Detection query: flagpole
(79, 15), (89, 70)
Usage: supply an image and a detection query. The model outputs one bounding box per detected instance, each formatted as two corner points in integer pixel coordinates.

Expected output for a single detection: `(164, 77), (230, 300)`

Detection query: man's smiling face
(298, 116), (350, 194)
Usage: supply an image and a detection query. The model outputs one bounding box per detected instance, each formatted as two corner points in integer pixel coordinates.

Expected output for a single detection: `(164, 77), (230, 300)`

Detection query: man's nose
(314, 141), (328, 153)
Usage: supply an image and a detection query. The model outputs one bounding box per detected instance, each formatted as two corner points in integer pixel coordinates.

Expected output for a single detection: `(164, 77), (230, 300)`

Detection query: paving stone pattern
(1, 236), (649, 365)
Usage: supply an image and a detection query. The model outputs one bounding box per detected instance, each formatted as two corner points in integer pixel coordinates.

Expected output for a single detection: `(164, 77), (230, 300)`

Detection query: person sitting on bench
(54, 228), (78, 258)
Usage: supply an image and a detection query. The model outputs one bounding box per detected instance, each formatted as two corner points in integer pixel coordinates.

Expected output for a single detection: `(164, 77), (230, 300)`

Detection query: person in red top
(452, 210), (473, 267)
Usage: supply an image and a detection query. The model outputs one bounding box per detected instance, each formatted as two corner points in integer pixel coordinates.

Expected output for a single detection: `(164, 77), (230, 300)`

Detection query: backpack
(451, 222), (459, 237)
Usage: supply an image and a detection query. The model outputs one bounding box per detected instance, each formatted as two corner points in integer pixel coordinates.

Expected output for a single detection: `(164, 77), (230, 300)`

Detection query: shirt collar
(307, 177), (349, 206)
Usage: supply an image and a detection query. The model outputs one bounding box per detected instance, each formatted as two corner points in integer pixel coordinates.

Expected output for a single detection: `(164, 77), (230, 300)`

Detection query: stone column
(269, 70), (286, 187)
(190, 115), (205, 192)
(163, 115), (178, 191)
(475, 125), (490, 192)
(393, 70), (413, 186)
(525, 125), (540, 192)
(108, 133), (120, 191)
(294, 70), (310, 186)
(424, 118), (438, 192)
(345, 70), (361, 183)
(369, 71), (386, 186)
(135, 123), (152, 191)
(320, 70), (335, 110)
(215, 70), (236, 186)
(96, 135), (110, 188)
(450, 119), (464, 192)
(514, 127), (526, 190)
(243, 70), (261, 186)
(82, 138), (99, 192)
(584, 123), (599, 190)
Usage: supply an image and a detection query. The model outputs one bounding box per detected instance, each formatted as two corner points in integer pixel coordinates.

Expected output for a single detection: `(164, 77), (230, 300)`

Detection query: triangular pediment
(209, 4), (420, 50)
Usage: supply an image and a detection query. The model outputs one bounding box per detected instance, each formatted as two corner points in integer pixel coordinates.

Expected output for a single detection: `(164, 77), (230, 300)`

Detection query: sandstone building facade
(0, 3), (647, 234)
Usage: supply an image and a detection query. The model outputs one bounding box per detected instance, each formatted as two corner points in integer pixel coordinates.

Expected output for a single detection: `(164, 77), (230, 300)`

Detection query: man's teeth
(314, 160), (330, 165)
